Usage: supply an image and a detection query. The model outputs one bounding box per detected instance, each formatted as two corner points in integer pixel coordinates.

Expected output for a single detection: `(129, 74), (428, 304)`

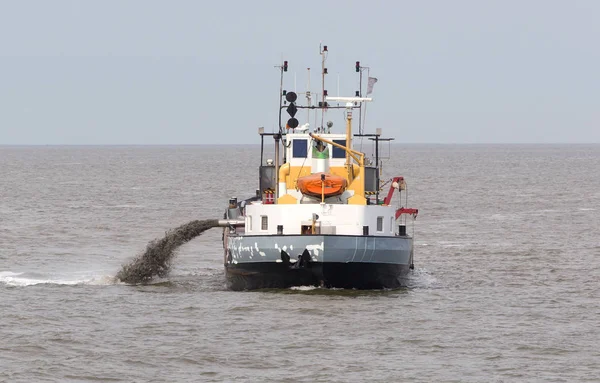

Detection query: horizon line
(1, 142), (599, 147)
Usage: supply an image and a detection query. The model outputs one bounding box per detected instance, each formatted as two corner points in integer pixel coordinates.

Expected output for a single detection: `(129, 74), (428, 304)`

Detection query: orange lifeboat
(297, 172), (347, 197)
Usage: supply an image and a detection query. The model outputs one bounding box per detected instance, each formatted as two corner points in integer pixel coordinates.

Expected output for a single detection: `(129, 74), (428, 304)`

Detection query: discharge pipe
(217, 219), (246, 227)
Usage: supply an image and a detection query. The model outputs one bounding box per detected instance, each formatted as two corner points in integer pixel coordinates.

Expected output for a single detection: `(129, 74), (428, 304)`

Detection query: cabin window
(247, 216), (252, 231)
(332, 140), (346, 158)
(390, 217), (394, 233)
(377, 216), (384, 232)
(293, 139), (308, 158)
(261, 216), (268, 231)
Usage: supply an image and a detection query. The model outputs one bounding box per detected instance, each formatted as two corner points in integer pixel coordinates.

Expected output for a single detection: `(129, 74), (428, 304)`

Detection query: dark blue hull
(225, 262), (411, 290)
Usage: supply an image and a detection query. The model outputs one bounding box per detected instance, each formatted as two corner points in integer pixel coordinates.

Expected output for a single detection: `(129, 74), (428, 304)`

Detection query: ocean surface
(1, 144), (599, 382)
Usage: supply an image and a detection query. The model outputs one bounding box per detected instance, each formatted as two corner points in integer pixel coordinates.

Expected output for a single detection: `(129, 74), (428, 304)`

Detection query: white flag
(367, 77), (378, 95)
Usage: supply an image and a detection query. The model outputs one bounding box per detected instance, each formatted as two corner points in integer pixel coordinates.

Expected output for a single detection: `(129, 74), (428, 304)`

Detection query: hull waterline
(225, 261), (411, 290)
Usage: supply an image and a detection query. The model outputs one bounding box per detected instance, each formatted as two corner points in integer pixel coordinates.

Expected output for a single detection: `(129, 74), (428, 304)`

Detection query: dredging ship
(222, 46), (418, 290)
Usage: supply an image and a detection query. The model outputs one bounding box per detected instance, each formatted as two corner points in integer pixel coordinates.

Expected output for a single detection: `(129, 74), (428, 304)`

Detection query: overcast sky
(0, 0), (598, 144)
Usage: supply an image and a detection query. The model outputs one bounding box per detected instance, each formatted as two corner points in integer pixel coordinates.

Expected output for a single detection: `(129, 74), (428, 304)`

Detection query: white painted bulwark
(245, 203), (396, 236)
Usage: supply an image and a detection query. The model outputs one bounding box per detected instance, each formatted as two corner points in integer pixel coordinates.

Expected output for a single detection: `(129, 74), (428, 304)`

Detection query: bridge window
(332, 140), (346, 158)
(293, 139), (308, 158)
(377, 216), (384, 232)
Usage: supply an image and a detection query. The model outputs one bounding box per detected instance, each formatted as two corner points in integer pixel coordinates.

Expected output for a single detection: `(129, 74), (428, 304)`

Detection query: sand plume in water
(116, 219), (219, 284)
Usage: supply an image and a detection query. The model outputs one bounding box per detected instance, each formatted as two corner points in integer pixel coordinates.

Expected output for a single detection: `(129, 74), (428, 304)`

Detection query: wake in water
(0, 271), (115, 287)
(116, 219), (219, 284)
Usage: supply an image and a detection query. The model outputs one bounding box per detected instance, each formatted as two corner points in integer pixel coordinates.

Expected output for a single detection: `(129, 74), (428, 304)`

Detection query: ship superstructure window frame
(261, 216), (268, 231)
(292, 139), (308, 158)
(332, 140), (346, 159)
(377, 216), (384, 232)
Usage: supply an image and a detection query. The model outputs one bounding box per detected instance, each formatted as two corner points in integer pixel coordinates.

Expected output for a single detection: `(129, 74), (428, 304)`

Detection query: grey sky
(1, 0), (598, 144)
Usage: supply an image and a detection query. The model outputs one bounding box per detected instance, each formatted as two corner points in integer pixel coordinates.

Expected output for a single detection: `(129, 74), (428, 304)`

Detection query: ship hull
(224, 234), (413, 290)
(226, 262), (410, 290)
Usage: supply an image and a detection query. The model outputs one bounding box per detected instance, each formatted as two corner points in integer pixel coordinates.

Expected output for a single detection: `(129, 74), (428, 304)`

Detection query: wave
(406, 268), (441, 289)
(0, 271), (116, 287)
(289, 285), (319, 291)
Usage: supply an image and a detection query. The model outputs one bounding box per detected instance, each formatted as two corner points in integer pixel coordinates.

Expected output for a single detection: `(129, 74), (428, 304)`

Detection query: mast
(356, 62), (369, 135)
(274, 59), (288, 201)
(345, 103), (353, 173)
(320, 44), (328, 130)
(306, 68), (311, 124)
(359, 63), (362, 135)
(276, 60), (287, 134)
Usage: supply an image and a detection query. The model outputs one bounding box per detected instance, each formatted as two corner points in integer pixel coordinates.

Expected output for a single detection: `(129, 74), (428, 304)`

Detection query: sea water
(1, 144), (599, 382)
